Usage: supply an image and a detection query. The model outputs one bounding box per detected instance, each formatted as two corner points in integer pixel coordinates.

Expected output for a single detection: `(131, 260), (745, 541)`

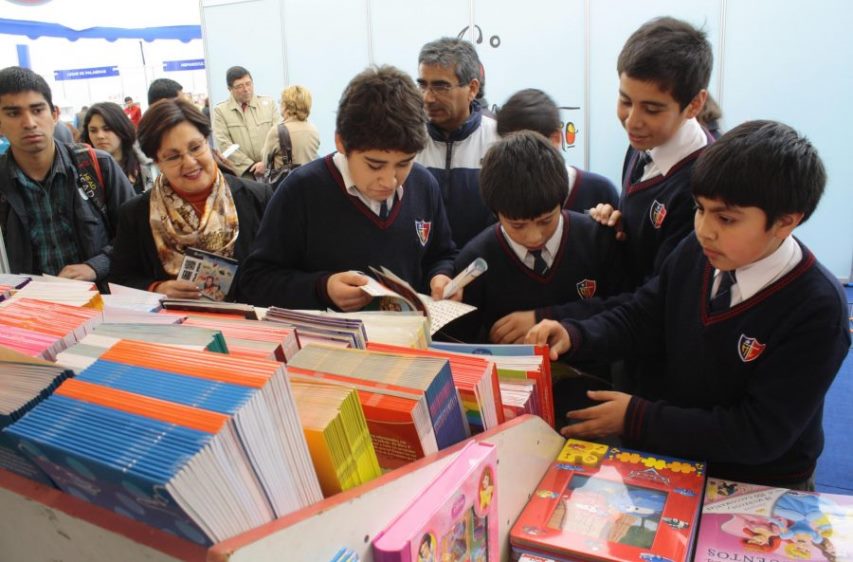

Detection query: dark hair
(81, 102), (140, 180)
(137, 98), (211, 159)
(226, 66), (251, 88)
(0, 66), (54, 111)
(617, 17), (712, 110)
(148, 78), (184, 105)
(497, 88), (560, 138)
(692, 120), (825, 227)
(335, 65), (427, 154)
(124, 96), (133, 103)
(418, 37), (481, 87)
(480, 131), (568, 219)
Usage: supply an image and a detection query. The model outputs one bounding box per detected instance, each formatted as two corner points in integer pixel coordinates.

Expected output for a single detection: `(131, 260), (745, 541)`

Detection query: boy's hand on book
(587, 204), (626, 241)
(429, 274), (461, 301)
(58, 263), (97, 281)
(560, 390), (630, 439)
(489, 311), (536, 344)
(156, 279), (202, 299)
(525, 320), (571, 360)
(328, 271), (372, 311)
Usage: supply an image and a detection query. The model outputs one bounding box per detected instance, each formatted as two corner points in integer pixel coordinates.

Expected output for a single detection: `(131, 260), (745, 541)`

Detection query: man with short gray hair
(415, 37), (499, 248)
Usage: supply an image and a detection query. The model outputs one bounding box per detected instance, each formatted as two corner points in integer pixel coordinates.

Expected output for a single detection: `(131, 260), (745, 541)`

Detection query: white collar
(332, 152), (403, 215)
(647, 117), (707, 177)
(566, 164), (578, 197)
(717, 236), (802, 304)
(501, 213), (564, 268)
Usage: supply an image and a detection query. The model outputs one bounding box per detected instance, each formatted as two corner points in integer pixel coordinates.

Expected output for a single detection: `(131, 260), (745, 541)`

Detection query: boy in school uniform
(591, 17), (715, 290)
(527, 121), (851, 489)
(237, 66), (457, 310)
(452, 131), (624, 345)
(496, 88), (619, 213)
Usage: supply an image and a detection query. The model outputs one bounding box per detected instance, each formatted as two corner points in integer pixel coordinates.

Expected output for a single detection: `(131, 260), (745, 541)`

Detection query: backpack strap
(276, 123), (294, 168)
(68, 143), (110, 231)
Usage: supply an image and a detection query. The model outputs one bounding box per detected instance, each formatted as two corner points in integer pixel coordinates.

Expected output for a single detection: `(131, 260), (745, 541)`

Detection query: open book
(359, 266), (476, 336)
(177, 247), (238, 301)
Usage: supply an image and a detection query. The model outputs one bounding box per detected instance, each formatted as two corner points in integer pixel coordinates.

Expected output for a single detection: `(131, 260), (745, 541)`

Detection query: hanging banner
(53, 66), (119, 81)
(162, 59), (205, 72)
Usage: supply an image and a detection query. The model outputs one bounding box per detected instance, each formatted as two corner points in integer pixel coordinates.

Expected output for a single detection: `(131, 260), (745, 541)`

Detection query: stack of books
(366, 342), (504, 434)
(0, 345), (73, 486)
(290, 377), (382, 496)
(266, 308), (368, 349)
(5, 277), (103, 309)
(173, 315), (300, 362)
(287, 345), (469, 470)
(430, 342), (554, 426)
(0, 298), (102, 360)
(510, 439), (706, 562)
(6, 339), (322, 545)
(295, 310), (431, 349)
(695, 478), (853, 562)
(372, 441), (498, 561)
(0, 273), (30, 301)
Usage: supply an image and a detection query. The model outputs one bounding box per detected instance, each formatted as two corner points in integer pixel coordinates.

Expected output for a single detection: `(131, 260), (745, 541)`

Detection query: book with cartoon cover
(177, 247), (238, 301)
(695, 478), (853, 562)
(511, 439), (706, 562)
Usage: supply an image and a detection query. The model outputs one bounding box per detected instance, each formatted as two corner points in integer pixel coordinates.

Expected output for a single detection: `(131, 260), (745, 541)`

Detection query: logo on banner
(576, 279), (597, 299)
(415, 220), (431, 246)
(737, 334), (766, 362)
(649, 200), (667, 229)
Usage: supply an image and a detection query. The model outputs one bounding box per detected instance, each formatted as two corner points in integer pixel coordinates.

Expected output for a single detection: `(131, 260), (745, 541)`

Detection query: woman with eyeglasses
(81, 102), (157, 194)
(109, 98), (272, 299)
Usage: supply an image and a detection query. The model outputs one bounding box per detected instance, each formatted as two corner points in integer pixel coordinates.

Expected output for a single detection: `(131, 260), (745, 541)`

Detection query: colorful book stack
(55, 323), (228, 372)
(695, 478), (853, 562)
(289, 377), (382, 496)
(430, 342), (554, 427)
(265, 308), (368, 349)
(0, 273), (30, 301)
(6, 339), (322, 545)
(287, 345), (469, 470)
(0, 345), (73, 486)
(161, 297), (259, 319)
(0, 298), (102, 360)
(510, 439), (706, 562)
(295, 310), (431, 349)
(178, 315), (300, 362)
(366, 342), (504, 434)
(372, 440), (498, 562)
(6, 278), (104, 309)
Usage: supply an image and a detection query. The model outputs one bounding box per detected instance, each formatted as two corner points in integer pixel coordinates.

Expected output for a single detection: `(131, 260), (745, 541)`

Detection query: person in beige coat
(261, 85), (320, 172)
(213, 66), (278, 178)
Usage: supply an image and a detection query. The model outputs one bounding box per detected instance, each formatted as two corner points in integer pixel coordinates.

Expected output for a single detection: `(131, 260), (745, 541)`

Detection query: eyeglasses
(158, 141), (209, 168)
(416, 80), (467, 95)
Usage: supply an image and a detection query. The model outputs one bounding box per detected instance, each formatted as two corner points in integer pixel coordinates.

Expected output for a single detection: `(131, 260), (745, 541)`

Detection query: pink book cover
(695, 478), (853, 562)
(372, 441), (498, 562)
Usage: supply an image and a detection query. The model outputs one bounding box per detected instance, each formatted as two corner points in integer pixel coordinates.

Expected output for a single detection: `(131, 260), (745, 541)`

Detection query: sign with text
(162, 59), (205, 72)
(53, 66), (119, 81)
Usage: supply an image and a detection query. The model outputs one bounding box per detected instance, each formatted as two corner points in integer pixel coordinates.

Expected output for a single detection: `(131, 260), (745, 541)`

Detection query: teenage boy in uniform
(496, 88), (619, 213)
(238, 66), (457, 310)
(527, 121), (851, 489)
(0, 66), (135, 282)
(592, 17), (715, 290)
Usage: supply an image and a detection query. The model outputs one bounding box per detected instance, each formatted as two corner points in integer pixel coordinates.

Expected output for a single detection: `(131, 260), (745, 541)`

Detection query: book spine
(425, 367), (468, 450)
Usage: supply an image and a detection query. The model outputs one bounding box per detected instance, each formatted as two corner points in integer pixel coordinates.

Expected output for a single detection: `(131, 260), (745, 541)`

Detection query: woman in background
(110, 99), (272, 299)
(261, 84), (320, 170)
(82, 102), (157, 194)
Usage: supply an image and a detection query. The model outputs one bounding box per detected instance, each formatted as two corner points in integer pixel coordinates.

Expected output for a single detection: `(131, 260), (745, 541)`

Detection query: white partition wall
(201, 0), (853, 279)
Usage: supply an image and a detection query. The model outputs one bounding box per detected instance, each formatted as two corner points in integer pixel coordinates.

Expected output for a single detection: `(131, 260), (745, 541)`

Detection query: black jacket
(109, 175), (272, 299)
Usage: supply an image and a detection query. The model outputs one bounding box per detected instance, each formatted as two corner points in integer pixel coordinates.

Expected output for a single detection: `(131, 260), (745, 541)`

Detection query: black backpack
(261, 123), (297, 187)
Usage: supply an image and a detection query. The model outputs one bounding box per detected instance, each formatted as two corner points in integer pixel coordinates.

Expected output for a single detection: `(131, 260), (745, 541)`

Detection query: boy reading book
(527, 120), (851, 489)
(238, 66), (457, 310)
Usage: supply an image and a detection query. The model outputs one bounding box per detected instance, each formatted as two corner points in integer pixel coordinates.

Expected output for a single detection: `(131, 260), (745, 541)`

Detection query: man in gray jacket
(0, 66), (135, 282)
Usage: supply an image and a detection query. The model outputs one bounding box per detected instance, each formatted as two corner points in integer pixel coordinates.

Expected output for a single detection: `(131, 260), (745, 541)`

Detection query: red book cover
(511, 439), (706, 562)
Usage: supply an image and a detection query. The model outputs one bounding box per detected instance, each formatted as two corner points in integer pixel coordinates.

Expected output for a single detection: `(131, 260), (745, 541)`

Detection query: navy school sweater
(563, 234), (851, 486)
(237, 155), (456, 309)
(564, 167), (619, 214)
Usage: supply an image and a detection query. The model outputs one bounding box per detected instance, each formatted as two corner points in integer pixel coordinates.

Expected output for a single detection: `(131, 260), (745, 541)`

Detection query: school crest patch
(649, 200), (667, 229)
(737, 334), (766, 363)
(576, 279), (597, 299)
(415, 220), (431, 246)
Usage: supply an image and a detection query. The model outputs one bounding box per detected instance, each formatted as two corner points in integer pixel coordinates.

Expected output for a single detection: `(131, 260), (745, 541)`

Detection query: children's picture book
(372, 440), (498, 562)
(359, 266), (476, 336)
(177, 247), (238, 301)
(511, 439), (706, 562)
(695, 478), (853, 562)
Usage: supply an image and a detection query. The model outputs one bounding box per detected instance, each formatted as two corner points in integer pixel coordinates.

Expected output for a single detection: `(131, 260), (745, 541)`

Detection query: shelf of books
(0, 414), (564, 562)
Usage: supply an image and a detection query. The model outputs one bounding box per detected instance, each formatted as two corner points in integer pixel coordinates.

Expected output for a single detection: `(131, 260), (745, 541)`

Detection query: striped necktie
(710, 270), (737, 312)
(530, 249), (549, 275)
